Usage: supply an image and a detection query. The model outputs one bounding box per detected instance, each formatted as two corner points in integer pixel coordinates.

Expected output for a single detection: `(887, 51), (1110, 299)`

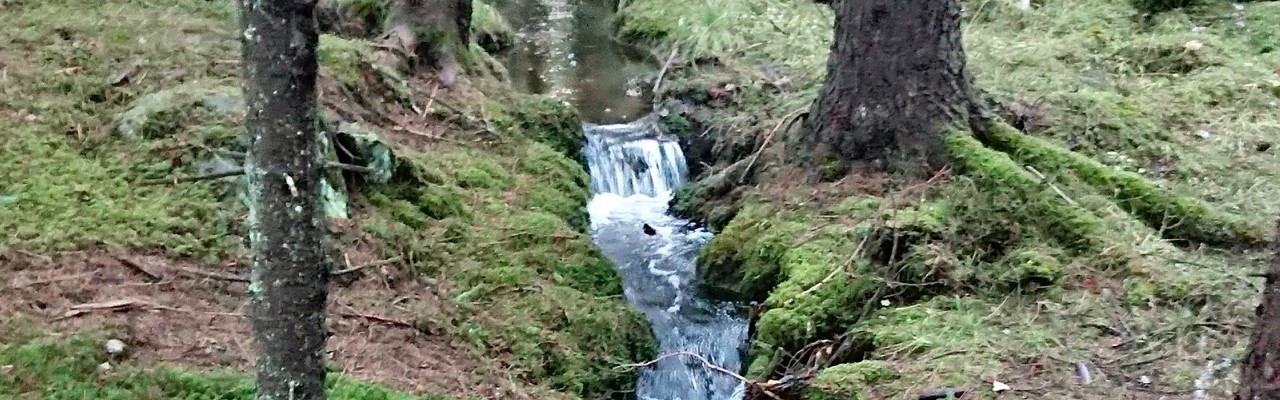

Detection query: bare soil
(0, 237), (519, 399)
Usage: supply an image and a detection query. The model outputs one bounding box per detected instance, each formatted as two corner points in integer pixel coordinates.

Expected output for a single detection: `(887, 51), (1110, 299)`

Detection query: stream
(491, 0), (750, 399)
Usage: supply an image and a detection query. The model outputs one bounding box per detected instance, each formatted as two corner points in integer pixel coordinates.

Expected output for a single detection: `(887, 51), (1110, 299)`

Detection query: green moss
(316, 34), (412, 100)
(359, 94), (653, 398)
(945, 133), (1120, 256)
(0, 333), (449, 399)
(318, 34), (376, 88)
(979, 122), (1264, 246)
(491, 95), (586, 164)
(802, 361), (900, 400)
(696, 204), (806, 301)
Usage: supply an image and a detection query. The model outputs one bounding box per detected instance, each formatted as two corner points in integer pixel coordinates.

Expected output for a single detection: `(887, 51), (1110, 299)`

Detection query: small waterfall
(584, 115), (689, 197)
(584, 115), (748, 400)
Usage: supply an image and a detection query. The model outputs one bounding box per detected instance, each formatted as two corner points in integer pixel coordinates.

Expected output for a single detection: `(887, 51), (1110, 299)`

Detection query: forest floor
(621, 0), (1280, 399)
(0, 0), (645, 399)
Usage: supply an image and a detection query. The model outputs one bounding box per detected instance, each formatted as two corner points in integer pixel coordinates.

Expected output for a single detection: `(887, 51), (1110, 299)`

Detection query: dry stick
(337, 311), (415, 330)
(652, 47), (680, 94)
(1024, 165), (1077, 206)
(789, 233), (871, 304)
(174, 265), (249, 283)
(140, 159), (376, 186)
(333, 256), (404, 275)
(618, 351), (784, 400)
(739, 107), (807, 183)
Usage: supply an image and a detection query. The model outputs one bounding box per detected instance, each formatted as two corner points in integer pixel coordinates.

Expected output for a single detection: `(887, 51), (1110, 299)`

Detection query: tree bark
(387, 0), (473, 87)
(240, 1), (330, 399)
(801, 0), (980, 179)
(1236, 219), (1280, 400)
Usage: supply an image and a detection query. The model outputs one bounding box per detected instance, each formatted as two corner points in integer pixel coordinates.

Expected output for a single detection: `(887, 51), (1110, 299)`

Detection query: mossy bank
(619, 0), (1280, 398)
(0, 0), (653, 398)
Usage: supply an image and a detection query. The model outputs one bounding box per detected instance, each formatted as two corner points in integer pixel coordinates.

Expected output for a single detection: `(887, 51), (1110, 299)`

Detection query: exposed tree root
(976, 122), (1265, 247)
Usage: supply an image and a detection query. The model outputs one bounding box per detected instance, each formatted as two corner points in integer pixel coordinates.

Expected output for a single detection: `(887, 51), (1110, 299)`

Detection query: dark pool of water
(489, 0), (658, 124)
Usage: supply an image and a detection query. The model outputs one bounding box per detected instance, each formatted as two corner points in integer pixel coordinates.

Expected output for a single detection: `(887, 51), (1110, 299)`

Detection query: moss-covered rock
(802, 361), (900, 400)
(113, 81), (244, 141)
(491, 95), (587, 165)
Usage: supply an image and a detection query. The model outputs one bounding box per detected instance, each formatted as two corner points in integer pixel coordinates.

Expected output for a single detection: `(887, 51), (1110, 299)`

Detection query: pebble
(105, 339), (126, 355)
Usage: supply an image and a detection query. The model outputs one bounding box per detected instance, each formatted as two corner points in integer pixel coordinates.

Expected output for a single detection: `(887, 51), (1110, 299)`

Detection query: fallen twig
(140, 158), (376, 186)
(652, 47), (680, 94)
(1024, 165), (1076, 206)
(338, 311), (415, 330)
(789, 233), (870, 304)
(333, 256), (404, 275)
(739, 107), (807, 183)
(113, 256), (164, 282)
(173, 266), (249, 283)
(618, 351), (783, 400)
(57, 298), (244, 320)
(140, 169), (243, 185)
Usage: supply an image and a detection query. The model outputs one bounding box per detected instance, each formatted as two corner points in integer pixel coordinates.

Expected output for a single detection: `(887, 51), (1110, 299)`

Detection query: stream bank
(15, 0), (666, 397)
(615, 0), (1278, 399)
(488, 0), (755, 398)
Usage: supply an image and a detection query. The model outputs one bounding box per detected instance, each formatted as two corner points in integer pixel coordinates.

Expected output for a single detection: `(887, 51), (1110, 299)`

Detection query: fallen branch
(617, 351), (783, 400)
(739, 107), (807, 183)
(140, 169), (243, 185)
(338, 311), (415, 330)
(57, 298), (244, 320)
(173, 266), (249, 283)
(333, 256), (404, 275)
(140, 159), (376, 186)
(652, 47), (680, 94)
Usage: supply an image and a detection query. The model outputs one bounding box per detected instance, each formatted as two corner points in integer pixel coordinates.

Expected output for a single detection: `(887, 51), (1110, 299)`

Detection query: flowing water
(583, 117), (748, 400)
(489, 1), (751, 398)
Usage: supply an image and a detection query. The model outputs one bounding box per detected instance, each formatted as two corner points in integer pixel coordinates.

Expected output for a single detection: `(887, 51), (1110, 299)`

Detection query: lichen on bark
(239, 0), (330, 399)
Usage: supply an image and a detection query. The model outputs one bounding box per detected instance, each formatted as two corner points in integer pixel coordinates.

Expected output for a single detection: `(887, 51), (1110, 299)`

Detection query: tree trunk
(388, 0), (473, 88)
(1236, 219), (1280, 400)
(801, 0), (980, 179)
(240, 1), (330, 400)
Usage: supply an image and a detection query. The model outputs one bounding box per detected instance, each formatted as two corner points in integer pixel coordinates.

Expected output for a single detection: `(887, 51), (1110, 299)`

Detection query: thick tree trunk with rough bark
(801, 0), (980, 179)
(239, 1), (330, 399)
(388, 0), (473, 87)
(1236, 219), (1280, 400)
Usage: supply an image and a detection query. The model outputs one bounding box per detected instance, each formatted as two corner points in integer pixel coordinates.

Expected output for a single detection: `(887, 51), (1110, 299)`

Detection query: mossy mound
(3, 0), (653, 397)
(362, 111), (654, 397)
(622, 0), (1276, 397)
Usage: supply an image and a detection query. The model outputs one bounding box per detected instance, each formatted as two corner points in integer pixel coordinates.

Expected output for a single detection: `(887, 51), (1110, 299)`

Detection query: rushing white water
(584, 117), (748, 400)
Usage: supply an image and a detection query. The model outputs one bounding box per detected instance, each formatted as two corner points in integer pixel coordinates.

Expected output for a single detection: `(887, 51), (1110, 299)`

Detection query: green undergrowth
(361, 94), (654, 396)
(0, 330), (451, 400)
(0, 0), (242, 259)
(621, 0), (1278, 398)
(3, 0), (651, 398)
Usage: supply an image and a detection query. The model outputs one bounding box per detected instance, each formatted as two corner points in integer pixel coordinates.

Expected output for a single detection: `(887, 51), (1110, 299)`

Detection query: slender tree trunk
(801, 0), (980, 179)
(240, 1), (330, 399)
(1236, 219), (1280, 400)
